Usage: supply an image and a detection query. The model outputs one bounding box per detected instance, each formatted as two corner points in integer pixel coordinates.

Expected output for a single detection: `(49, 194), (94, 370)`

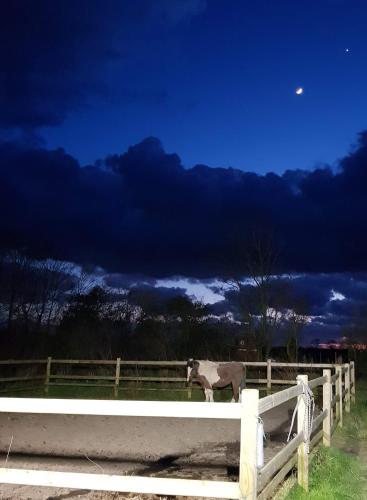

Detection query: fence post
(350, 361), (356, 404)
(330, 371), (334, 425)
(337, 365), (343, 427)
(45, 356), (52, 395)
(344, 363), (351, 413)
(267, 359), (272, 394)
(335, 366), (341, 424)
(239, 388), (259, 500)
(114, 357), (121, 398)
(323, 369), (331, 447)
(297, 374), (309, 492)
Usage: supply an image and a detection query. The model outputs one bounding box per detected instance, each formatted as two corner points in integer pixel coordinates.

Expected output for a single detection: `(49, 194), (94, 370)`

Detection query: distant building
(231, 334), (259, 361)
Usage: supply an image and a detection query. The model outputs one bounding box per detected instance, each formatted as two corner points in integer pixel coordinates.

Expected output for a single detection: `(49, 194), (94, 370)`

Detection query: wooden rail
(256, 363), (352, 498)
(0, 358), (350, 397)
(0, 361), (354, 499)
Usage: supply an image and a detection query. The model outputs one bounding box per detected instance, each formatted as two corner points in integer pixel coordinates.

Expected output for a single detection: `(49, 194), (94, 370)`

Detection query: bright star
(295, 87), (304, 95)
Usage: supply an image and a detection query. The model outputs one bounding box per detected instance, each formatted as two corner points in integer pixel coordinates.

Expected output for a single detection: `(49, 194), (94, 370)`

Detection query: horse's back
(218, 362), (245, 379)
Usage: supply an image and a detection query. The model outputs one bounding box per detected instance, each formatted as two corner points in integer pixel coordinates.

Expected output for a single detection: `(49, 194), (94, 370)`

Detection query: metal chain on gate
(287, 381), (315, 453)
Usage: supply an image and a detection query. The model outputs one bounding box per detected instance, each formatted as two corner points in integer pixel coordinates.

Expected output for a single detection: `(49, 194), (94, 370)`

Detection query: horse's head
(186, 358), (199, 382)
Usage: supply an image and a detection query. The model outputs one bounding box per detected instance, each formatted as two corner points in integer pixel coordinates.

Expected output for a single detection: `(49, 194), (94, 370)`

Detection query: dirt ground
(0, 399), (302, 499)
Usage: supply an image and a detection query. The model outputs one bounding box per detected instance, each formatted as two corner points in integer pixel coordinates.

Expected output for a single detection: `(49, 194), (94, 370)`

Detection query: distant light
(345, 48), (350, 53)
(295, 87), (304, 95)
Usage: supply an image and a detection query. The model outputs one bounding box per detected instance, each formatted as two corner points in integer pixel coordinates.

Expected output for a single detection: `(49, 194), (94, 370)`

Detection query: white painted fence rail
(0, 393), (250, 499)
(0, 397), (242, 420)
(0, 361), (355, 499)
(0, 469), (240, 499)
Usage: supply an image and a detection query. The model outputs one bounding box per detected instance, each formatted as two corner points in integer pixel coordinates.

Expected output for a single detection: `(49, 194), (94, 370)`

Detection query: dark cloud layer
(1, 132), (367, 279)
(0, 0), (205, 132)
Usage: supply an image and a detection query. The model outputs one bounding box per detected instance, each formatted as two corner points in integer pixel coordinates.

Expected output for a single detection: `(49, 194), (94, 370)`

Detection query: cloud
(208, 271), (367, 342)
(2, 131), (367, 342)
(0, 1), (205, 132)
(128, 284), (188, 316)
(104, 273), (157, 290)
(0, 1), (113, 129)
(2, 132), (367, 281)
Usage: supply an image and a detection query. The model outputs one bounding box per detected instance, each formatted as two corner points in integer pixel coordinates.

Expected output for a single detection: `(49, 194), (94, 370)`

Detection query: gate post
(297, 374), (309, 492)
(239, 389), (259, 499)
(323, 369), (331, 447)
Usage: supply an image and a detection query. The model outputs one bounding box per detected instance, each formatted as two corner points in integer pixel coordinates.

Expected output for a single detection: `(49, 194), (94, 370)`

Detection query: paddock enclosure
(0, 359), (356, 499)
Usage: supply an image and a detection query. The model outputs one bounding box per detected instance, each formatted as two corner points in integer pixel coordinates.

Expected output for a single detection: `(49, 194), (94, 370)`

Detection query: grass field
(1, 382), (239, 401)
(1, 381), (276, 401)
(283, 380), (367, 500)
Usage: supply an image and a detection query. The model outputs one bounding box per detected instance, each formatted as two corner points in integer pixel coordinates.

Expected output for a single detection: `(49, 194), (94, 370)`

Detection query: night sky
(2, 0), (367, 342)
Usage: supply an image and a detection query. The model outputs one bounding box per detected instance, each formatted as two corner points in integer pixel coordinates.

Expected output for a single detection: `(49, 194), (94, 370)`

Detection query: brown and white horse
(186, 359), (246, 402)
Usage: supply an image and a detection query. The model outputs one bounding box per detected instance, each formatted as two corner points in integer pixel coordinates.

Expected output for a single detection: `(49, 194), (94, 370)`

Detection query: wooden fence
(0, 358), (348, 397)
(0, 361), (355, 498)
(256, 361), (354, 499)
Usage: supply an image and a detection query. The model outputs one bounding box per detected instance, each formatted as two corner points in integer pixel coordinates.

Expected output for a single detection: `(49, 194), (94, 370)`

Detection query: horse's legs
(204, 388), (209, 401)
(204, 388), (214, 402)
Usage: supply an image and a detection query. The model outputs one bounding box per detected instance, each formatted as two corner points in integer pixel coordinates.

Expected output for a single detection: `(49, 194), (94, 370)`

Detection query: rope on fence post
(239, 388), (259, 500)
(297, 374), (309, 492)
(287, 380), (314, 449)
(323, 369), (331, 447)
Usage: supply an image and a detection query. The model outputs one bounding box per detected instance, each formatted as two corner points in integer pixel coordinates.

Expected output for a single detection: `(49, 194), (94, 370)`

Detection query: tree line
(0, 242), (320, 362)
(0, 250), (240, 360)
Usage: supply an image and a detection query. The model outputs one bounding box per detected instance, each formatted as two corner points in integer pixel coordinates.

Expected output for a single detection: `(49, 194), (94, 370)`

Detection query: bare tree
(226, 230), (280, 358)
(33, 259), (74, 330)
(0, 250), (32, 330)
(73, 266), (97, 296)
(284, 297), (309, 362)
(0, 250), (75, 334)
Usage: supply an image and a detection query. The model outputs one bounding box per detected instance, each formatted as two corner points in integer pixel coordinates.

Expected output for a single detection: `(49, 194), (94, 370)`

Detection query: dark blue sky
(2, 1), (367, 342)
(36, 0), (367, 173)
